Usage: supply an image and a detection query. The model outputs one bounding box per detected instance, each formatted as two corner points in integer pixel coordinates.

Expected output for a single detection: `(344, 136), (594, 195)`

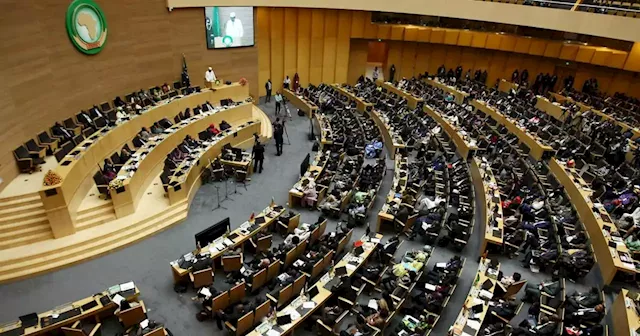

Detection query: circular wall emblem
(66, 0), (108, 55)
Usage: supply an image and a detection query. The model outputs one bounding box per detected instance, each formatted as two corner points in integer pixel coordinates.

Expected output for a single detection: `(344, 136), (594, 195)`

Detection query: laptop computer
(335, 266), (347, 277)
(276, 314), (292, 325)
(308, 285), (319, 298)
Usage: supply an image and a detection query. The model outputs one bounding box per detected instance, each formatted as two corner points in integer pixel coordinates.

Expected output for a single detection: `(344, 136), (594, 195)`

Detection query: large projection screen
(205, 7), (255, 49)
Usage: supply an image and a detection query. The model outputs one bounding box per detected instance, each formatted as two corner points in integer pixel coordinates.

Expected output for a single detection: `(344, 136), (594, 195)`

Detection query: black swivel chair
(25, 139), (47, 159)
(13, 146), (38, 173)
(37, 131), (59, 155)
(93, 170), (110, 198)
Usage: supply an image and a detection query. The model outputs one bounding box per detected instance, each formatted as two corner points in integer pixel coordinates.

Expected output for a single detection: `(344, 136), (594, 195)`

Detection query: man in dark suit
(252, 140), (265, 173)
(273, 118), (284, 156)
(265, 79), (272, 103)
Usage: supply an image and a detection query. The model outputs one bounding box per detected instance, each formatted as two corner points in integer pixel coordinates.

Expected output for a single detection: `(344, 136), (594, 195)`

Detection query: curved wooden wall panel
(167, 0), (640, 42)
(257, 9), (640, 98)
(0, 0), (258, 192)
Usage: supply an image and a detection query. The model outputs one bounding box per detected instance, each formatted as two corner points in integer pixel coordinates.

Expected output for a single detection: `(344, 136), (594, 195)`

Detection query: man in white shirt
(225, 12), (243, 46)
(205, 67), (216, 88)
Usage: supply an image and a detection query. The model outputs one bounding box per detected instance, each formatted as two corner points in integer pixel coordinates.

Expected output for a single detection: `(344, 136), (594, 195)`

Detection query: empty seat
(93, 171), (110, 196)
(14, 145), (40, 173)
(37, 131), (59, 154)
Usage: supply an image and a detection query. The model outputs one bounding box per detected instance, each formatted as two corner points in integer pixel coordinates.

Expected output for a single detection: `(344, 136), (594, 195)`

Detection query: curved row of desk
(110, 102), (255, 217)
(379, 81), (423, 109)
(39, 83), (249, 238)
(282, 89), (318, 118)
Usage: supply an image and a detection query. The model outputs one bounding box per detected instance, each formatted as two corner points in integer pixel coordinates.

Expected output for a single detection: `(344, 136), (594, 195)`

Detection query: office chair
(93, 171), (110, 198)
(25, 139), (47, 160)
(61, 321), (101, 336)
(234, 169), (249, 190)
(37, 131), (59, 155)
(13, 146), (39, 173)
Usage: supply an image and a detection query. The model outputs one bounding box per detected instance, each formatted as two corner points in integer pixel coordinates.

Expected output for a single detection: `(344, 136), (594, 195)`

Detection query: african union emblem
(66, 0), (108, 55)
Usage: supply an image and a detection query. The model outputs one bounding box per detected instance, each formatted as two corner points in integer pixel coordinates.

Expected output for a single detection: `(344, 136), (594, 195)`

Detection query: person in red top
(208, 123), (220, 136)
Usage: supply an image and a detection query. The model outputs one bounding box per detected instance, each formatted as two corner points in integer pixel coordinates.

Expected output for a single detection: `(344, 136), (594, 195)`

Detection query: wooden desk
(612, 289), (640, 336)
(283, 89), (318, 118)
(497, 79), (518, 94)
(423, 105), (479, 160)
(0, 286), (140, 336)
(535, 96), (567, 122)
(111, 103), (253, 217)
(470, 159), (504, 254)
(331, 84), (373, 112)
(220, 155), (253, 176)
(377, 154), (408, 232)
(472, 100), (554, 161)
(425, 78), (469, 105)
(315, 113), (333, 146)
(165, 121), (260, 205)
(381, 82), (423, 109)
(549, 158), (639, 284)
(170, 203), (285, 282)
(369, 109), (405, 159)
(39, 83), (248, 238)
(450, 258), (500, 336)
(247, 234), (382, 336)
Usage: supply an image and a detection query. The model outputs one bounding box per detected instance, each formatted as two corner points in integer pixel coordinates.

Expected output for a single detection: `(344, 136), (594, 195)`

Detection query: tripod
(206, 159), (227, 211)
(282, 120), (291, 145)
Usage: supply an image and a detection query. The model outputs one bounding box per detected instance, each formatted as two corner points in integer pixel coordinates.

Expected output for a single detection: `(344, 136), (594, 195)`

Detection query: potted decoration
(43, 170), (62, 186)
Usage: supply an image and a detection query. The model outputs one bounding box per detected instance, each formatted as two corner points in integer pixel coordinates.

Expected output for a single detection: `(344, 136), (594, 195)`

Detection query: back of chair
(311, 259), (324, 279)
(61, 327), (85, 336)
(256, 235), (272, 254)
(212, 292), (230, 312)
(322, 250), (334, 269)
(284, 214), (300, 234)
(267, 261), (280, 281)
(505, 280), (527, 298)
(142, 328), (165, 336)
(250, 268), (267, 292)
(292, 274), (306, 295)
(254, 300), (271, 323)
(192, 267), (213, 288)
(278, 284), (293, 307)
(120, 305), (146, 329)
(222, 255), (242, 272)
(229, 281), (246, 304)
(236, 311), (254, 336)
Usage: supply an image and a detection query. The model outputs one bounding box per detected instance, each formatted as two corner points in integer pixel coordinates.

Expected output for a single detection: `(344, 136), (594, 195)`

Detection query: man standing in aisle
(252, 140), (265, 173)
(205, 67), (216, 88)
(265, 79), (272, 103)
(274, 91), (283, 116)
(273, 118), (284, 156)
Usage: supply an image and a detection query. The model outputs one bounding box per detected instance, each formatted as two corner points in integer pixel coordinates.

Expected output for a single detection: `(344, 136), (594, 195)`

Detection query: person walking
(265, 79), (272, 103)
(252, 140), (265, 173)
(273, 118), (284, 156)
(274, 91), (283, 116)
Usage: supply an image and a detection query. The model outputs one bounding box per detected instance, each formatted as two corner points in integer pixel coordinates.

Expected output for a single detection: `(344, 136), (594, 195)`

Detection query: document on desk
(466, 319), (481, 330)
(266, 330), (281, 336)
(290, 310), (301, 321)
(425, 283), (437, 291)
(345, 264), (357, 272)
(368, 299), (378, 310)
(303, 301), (316, 309)
(199, 287), (212, 298)
(112, 294), (125, 306)
(120, 281), (135, 292)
